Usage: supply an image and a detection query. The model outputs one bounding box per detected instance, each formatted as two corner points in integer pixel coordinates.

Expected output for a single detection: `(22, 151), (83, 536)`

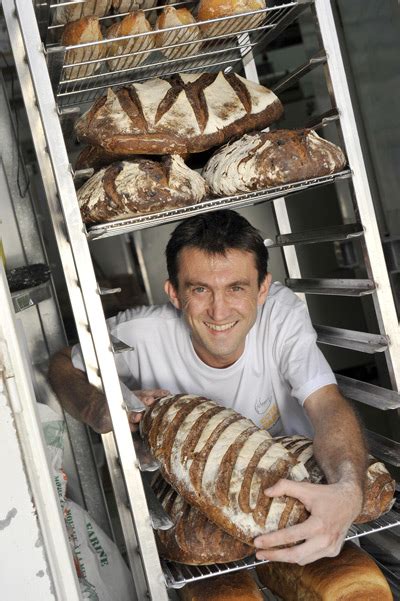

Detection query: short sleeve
(278, 301), (337, 405)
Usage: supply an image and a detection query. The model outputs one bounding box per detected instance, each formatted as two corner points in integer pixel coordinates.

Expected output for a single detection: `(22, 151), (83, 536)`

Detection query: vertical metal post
(2, 1), (168, 598)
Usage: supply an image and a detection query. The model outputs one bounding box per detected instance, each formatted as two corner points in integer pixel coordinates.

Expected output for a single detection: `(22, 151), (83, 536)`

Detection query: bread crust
(62, 16), (105, 81)
(74, 71), (283, 155)
(105, 11), (154, 72)
(197, 0), (266, 37)
(53, 0), (112, 25)
(256, 542), (393, 600)
(179, 571), (263, 600)
(155, 7), (203, 60)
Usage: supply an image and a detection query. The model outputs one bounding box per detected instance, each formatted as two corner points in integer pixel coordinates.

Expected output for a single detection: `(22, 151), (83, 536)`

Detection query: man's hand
(127, 388), (169, 430)
(253, 478), (363, 565)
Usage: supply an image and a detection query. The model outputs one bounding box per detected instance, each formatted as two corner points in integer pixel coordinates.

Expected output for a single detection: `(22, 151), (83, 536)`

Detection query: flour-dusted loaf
(61, 16), (105, 81)
(77, 155), (208, 224)
(179, 571), (264, 601)
(105, 11), (154, 72)
(197, 0), (266, 37)
(276, 435), (396, 523)
(74, 71), (283, 155)
(112, 0), (157, 12)
(202, 129), (347, 195)
(53, 0), (112, 24)
(153, 474), (253, 565)
(141, 394), (310, 545)
(256, 541), (393, 600)
(155, 7), (202, 60)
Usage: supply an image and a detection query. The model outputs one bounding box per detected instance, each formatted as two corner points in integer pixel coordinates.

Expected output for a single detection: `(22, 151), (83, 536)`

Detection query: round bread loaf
(112, 0), (157, 12)
(197, 0), (266, 37)
(62, 16), (105, 81)
(53, 0), (112, 24)
(77, 155), (208, 224)
(156, 7), (202, 60)
(105, 11), (154, 72)
(202, 129), (347, 195)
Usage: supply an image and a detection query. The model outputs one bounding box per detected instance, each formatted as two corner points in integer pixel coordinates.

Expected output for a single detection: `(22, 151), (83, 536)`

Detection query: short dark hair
(166, 209), (269, 289)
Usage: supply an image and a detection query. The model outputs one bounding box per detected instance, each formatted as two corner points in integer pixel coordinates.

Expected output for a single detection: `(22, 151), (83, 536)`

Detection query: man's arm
(254, 384), (368, 565)
(48, 347), (169, 433)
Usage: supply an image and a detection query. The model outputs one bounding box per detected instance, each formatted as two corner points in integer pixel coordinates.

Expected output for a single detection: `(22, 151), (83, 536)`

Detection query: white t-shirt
(71, 282), (336, 437)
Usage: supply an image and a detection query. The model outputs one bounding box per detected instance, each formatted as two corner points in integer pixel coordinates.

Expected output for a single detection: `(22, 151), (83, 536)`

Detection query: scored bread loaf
(53, 0), (111, 24)
(112, 0), (157, 12)
(153, 474), (253, 565)
(202, 129), (347, 195)
(77, 155), (208, 224)
(75, 144), (127, 170)
(61, 16), (105, 81)
(197, 0), (266, 37)
(276, 435), (396, 523)
(74, 71), (283, 155)
(155, 7), (202, 60)
(141, 394), (310, 545)
(256, 541), (393, 600)
(179, 570), (263, 601)
(105, 11), (154, 72)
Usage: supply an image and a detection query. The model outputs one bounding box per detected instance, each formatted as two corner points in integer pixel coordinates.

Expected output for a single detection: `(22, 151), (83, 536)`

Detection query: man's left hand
(253, 478), (363, 565)
(128, 388), (169, 429)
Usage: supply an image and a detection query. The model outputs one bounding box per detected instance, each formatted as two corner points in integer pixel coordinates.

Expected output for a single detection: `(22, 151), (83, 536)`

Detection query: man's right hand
(127, 389), (170, 430)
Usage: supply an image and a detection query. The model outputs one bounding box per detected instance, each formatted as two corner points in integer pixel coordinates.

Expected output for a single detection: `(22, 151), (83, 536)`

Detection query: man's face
(164, 247), (271, 368)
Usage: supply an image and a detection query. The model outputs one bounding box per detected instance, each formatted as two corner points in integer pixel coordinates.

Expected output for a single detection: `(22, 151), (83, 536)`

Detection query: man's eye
(231, 286), (244, 292)
(193, 287), (206, 294)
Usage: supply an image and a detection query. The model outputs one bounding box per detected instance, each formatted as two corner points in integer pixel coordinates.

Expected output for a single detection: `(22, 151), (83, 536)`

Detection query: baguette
(179, 571), (263, 600)
(141, 394), (310, 545)
(153, 475), (253, 565)
(256, 541), (393, 600)
(202, 129), (347, 195)
(74, 71), (283, 155)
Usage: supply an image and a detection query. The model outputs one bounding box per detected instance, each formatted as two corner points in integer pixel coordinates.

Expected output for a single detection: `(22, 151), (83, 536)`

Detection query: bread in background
(62, 16), (105, 81)
(256, 541), (393, 600)
(179, 571), (264, 601)
(53, 0), (112, 24)
(105, 11), (154, 72)
(155, 7), (202, 60)
(112, 0), (157, 12)
(197, 0), (266, 38)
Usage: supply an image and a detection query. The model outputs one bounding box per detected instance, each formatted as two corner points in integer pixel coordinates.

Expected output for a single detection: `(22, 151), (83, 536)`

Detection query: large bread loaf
(179, 571), (264, 601)
(153, 474), (253, 565)
(256, 541), (393, 600)
(202, 129), (347, 195)
(77, 155), (208, 224)
(141, 394), (310, 545)
(74, 71), (283, 155)
(276, 435), (396, 523)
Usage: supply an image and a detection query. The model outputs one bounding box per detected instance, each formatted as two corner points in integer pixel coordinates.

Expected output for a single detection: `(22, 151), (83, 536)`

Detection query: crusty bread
(256, 541), (393, 600)
(276, 435), (396, 524)
(75, 145), (127, 171)
(77, 156), (208, 224)
(53, 0), (112, 25)
(74, 71), (283, 155)
(179, 571), (263, 600)
(202, 129), (347, 195)
(155, 7), (202, 60)
(197, 0), (266, 37)
(112, 0), (157, 12)
(105, 11), (154, 72)
(153, 474), (253, 565)
(141, 394), (310, 545)
(61, 16), (105, 81)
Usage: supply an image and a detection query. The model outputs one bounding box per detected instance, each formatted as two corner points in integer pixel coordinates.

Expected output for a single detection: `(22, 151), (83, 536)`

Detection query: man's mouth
(204, 321), (237, 332)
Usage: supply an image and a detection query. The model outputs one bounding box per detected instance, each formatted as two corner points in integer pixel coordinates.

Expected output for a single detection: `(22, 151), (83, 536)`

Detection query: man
(49, 209), (367, 566)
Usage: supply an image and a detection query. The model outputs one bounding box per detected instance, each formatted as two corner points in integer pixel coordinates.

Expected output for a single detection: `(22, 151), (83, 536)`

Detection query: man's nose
(208, 291), (230, 321)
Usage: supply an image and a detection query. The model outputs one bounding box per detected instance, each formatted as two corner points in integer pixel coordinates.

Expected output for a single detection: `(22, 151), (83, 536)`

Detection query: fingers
(254, 519), (311, 550)
(265, 478), (319, 509)
(133, 389), (170, 406)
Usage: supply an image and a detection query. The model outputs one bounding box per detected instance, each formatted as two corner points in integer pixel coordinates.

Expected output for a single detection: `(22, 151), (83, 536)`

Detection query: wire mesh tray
(44, 1), (309, 109)
(162, 509), (400, 589)
(85, 169), (352, 241)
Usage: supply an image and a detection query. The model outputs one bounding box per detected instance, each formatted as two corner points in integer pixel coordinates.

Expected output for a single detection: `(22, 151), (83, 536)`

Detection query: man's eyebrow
(184, 279), (251, 287)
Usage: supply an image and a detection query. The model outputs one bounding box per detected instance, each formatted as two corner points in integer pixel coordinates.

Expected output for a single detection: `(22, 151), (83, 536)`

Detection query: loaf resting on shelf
(141, 394), (310, 545)
(61, 16), (105, 81)
(52, 0), (112, 25)
(178, 570), (264, 601)
(202, 128), (347, 195)
(256, 541), (393, 600)
(74, 71), (283, 155)
(152, 474), (253, 565)
(77, 155), (208, 224)
(155, 7), (203, 60)
(197, 0), (266, 37)
(105, 11), (155, 72)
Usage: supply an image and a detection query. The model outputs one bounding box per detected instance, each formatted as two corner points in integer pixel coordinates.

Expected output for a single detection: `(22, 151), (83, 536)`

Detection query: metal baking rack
(42, 1), (310, 109)
(161, 509), (400, 589)
(85, 169), (352, 240)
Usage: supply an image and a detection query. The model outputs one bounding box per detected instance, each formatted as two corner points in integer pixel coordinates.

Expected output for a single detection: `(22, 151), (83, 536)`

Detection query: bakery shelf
(43, 1), (310, 110)
(85, 168), (352, 241)
(161, 509), (400, 589)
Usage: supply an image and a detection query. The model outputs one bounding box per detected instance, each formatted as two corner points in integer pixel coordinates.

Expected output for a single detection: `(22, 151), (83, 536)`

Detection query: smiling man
(49, 209), (367, 565)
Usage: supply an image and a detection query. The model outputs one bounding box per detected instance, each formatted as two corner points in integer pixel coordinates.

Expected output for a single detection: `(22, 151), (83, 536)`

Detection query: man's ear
(164, 279), (181, 310)
(258, 272), (272, 305)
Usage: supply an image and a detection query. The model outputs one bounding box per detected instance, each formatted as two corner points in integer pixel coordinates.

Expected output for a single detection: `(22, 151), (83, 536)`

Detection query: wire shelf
(85, 169), (352, 240)
(162, 509), (400, 589)
(43, 1), (309, 108)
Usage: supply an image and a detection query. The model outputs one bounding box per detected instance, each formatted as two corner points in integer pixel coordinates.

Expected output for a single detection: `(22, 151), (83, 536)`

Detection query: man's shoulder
(108, 303), (181, 329)
(266, 281), (304, 312)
